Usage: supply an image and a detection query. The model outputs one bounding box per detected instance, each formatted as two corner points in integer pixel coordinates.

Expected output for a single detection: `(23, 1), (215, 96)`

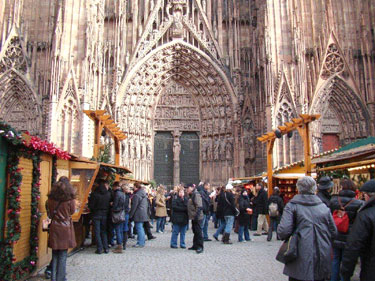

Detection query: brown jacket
(47, 199), (77, 250)
(188, 190), (203, 221)
(155, 194), (167, 217)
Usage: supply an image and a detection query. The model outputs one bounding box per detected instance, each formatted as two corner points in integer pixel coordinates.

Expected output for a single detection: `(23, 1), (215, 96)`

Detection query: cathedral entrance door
(154, 132), (174, 188)
(179, 132), (199, 186)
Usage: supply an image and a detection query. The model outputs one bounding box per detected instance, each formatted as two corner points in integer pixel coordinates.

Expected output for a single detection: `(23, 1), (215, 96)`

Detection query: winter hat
(360, 179), (375, 193)
(318, 176), (334, 190)
(226, 183), (233, 190)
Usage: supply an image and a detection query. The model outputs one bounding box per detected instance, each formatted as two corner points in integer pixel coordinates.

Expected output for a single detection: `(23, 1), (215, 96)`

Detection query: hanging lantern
(287, 131), (293, 138)
(275, 129), (282, 138)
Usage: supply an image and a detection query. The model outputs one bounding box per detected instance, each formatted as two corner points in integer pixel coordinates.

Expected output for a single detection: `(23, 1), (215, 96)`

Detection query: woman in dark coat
(111, 181), (126, 253)
(213, 186), (226, 241)
(47, 176), (77, 281)
(238, 189), (252, 242)
(170, 186), (189, 248)
(217, 183), (236, 244)
(278, 176), (337, 281)
(329, 179), (363, 281)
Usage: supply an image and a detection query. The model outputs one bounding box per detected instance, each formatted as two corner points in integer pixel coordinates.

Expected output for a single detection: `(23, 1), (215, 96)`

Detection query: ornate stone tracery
(321, 44), (345, 80)
(0, 70), (41, 135)
(0, 36), (28, 76)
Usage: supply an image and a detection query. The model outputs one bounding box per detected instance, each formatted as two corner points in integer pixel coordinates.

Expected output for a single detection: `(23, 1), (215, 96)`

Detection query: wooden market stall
(55, 156), (132, 246)
(313, 137), (375, 191)
(272, 161), (317, 204)
(0, 122), (71, 280)
(0, 120), (132, 281)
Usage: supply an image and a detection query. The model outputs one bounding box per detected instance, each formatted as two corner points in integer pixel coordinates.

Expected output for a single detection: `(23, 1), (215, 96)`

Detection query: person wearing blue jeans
(134, 221), (146, 246)
(51, 249), (68, 281)
(129, 183), (150, 248)
(217, 184), (236, 244)
(238, 189), (252, 242)
(197, 183), (212, 241)
(170, 187), (189, 248)
(201, 213), (211, 240)
(156, 216), (166, 233)
(213, 218), (226, 241)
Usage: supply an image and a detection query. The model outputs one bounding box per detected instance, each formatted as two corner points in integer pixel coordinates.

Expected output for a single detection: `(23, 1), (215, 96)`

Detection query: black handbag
(112, 209), (125, 224)
(276, 232), (299, 264)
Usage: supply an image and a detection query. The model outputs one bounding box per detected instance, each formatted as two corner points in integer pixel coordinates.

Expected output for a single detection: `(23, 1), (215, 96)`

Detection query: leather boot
(113, 244), (123, 253)
(123, 232), (128, 250)
(223, 233), (232, 244)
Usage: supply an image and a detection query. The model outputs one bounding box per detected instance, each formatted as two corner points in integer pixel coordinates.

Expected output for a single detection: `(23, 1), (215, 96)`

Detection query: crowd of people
(44, 175), (375, 281)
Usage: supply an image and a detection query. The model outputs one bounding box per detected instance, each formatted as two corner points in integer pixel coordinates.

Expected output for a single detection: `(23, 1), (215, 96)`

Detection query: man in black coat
(341, 180), (375, 281)
(317, 176), (333, 207)
(88, 179), (111, 254)
(253, 183), (269, 236)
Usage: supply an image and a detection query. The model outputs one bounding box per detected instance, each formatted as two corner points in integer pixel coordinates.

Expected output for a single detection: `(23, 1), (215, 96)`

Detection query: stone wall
(0, 0), (374, 184)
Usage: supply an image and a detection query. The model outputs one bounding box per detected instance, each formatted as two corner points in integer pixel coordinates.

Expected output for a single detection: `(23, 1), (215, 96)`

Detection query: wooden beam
(318, 159), (375, 172)
(100, 115), (111, 121)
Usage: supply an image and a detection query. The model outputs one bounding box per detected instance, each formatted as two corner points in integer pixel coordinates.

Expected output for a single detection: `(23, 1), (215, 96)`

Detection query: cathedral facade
(0, 0), (374, 186)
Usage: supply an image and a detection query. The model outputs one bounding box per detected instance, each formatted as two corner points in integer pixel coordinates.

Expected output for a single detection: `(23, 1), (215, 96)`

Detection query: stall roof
(120, 176), (150, 185)
(69, 155), (132, 173)
(312, 137), (375, 165)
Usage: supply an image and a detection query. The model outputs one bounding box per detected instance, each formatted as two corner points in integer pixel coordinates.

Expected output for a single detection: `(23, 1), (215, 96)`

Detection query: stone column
(172, 130), (182, 187)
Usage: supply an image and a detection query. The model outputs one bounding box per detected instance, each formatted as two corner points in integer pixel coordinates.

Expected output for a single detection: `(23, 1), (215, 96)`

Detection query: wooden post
(267, 139), (275, 196)
(93, 120), (104, 159)
(296, 123), (312, 176)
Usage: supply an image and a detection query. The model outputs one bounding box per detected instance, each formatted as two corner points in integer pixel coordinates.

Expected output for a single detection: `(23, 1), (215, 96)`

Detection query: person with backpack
(341, 179), (375, 281)
(267, 186), (284, 242)
(329, 178), (363, 281)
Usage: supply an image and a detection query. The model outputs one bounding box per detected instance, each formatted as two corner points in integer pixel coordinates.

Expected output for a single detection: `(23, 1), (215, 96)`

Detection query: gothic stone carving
(321, 44), (345, 80)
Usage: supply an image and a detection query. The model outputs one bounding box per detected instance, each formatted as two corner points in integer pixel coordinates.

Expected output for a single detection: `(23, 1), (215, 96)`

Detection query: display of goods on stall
(276, 179), (298, 204)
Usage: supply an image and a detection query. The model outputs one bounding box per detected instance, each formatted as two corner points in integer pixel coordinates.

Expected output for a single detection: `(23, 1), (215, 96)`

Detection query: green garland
(0, 145), (41, 280)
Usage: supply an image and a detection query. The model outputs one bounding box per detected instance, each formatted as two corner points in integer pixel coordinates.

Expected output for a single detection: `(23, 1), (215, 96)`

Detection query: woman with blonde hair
(155, 185), (167, 233)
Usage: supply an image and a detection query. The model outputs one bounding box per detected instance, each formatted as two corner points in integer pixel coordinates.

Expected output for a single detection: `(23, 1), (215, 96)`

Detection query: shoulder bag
(224, 192), (240, 217)
(276, 204), (299, 264)
(42, 201), (62, 232)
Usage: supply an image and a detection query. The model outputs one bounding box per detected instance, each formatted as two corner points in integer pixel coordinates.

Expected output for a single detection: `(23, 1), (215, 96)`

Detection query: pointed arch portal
(310, 76), (371, 153)
(117, 41), (238, 185)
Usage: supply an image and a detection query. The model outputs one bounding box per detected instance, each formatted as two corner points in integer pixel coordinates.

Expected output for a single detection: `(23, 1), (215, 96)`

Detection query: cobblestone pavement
(39, 224), (287, 281)
(29, 223), (360, 281)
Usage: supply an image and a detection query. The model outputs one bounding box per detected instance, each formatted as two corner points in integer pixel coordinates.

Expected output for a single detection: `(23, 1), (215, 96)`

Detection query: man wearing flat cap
(317, 176), (333, 207)
(341, 179), (375, 281)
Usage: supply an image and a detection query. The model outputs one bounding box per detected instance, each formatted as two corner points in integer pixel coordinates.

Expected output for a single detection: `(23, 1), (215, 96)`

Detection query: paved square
(63, 224), (287, 281)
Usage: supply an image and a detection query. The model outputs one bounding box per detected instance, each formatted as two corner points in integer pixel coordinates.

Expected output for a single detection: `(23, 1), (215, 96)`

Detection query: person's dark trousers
(192, 219), (204, 249)
(250, 214), (258, 231)
(114, 222), (124, 245)
(82, 213), (91, 239)
(267, 216), (279, 241)
(331, 247), (344, 281)
(93, 215), (108, 252)
(122, 231), (128, 249)
(51, 249), (68, 281)
(107, 217), (114, 246)
(144, 221), (153, 239)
